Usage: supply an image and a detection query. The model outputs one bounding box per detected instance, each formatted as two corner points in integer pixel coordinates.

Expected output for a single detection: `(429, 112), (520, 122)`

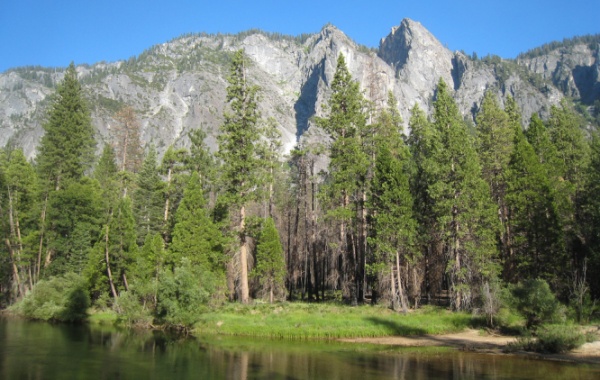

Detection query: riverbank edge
(340, 329), (600, 366)
(5, 307), (599, 365)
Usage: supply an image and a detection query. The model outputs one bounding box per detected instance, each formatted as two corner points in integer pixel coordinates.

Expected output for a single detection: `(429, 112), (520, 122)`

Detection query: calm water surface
(1, 317), (598, 379)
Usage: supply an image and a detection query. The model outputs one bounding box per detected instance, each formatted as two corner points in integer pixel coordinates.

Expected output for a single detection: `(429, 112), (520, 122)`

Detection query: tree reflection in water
(1, 317), (598, 380)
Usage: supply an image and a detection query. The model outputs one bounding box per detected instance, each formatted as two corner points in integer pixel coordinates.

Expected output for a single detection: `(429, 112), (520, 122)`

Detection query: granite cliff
(0, 19), (597, 159)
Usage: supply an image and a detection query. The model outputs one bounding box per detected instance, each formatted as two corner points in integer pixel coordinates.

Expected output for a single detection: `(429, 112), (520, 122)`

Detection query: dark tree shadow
(364, 317), (427, 336)
(59, 286), (90, 323)
(294, 60), (325, 141)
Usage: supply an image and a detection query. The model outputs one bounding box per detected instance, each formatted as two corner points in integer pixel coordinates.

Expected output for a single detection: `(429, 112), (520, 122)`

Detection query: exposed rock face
(518, 43), (600, 104)
(378, 19), (562, 125)
(0, 19), (594, 160)
(380, 19), (454, 109)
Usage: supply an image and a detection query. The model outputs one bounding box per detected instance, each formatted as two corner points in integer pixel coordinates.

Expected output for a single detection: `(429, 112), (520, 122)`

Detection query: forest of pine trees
(1, 53), (599, 327)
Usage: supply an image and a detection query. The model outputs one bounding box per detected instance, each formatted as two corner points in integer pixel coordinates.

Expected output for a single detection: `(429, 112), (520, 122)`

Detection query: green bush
(536, 325), (586, 353)
(9, 272), (89, 322)
(568, 293), (599, 323)
(156, 258), (212, 329)
(510, 279), (565, 329)
(506, 324), (587, 354)
(114, 291), (153, 327)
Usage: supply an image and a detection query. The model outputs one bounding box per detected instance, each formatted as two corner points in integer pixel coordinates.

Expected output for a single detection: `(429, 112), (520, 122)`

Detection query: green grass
(193, 302), (475, 339)
(87, 309), (118, 325)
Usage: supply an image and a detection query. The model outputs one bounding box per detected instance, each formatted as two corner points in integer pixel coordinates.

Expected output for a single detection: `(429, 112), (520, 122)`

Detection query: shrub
(156, 258), (212, 329)
(9, 272), (89, 322)
(535, 325), (586, 353)
(114, 291), (153, 327)
(506, 325), (587, 354)
(510, 279), (565, 329)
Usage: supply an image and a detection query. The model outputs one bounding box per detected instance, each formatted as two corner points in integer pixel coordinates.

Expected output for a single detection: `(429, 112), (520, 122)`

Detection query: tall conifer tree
(316, 54), (369, 304)
(217, 49), (262, 304)
(476, 92), (514, 279)
(252, 217), (286, 303)
(3, 149), (38, 297)
(160, 146), (188, 243)
(37, 63), (95, 190)
(425, 79), (498, 310)
(133, 146), (164, 245)
(369, 142), (416, 311)
(581, 134), (600, 298)
(169, 172), (225, 276)
(408, 104), (444, 301)
(548, 101), (590, 291)
(505, 119), (562, 282)
(104, 196), (137, 298)
(35, 63), (97, 275)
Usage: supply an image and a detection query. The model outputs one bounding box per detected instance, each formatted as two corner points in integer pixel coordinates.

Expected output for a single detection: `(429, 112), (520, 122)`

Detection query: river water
(1, 317), (598, 379)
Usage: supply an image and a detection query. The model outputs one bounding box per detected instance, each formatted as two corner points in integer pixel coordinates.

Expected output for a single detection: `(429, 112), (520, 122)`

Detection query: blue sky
(1, 0), (598, 72)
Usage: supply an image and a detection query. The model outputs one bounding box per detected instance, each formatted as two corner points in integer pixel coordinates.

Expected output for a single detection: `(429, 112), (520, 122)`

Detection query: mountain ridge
(0, 19), (598, 159)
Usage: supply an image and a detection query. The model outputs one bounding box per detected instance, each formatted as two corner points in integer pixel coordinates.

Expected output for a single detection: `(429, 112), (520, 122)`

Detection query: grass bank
(193, 303), (478, 339)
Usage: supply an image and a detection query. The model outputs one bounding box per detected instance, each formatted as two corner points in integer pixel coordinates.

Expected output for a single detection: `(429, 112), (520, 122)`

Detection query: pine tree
(258, 117), (283, 218)
(369, 142), (416, 311)
(45, 177), (102, 276)
(548, 100), (590, 188)
(169, 172), (225, 276)
(581, 134), (600, 298)
(525, 113), (561, 171)
(95, 145), (119, 183)
(408, 104), (444, 302)
(3, 149), (38, 297)
(525, 111), (579, 288)
(373, 92), (406, 151)
(476, 91), (513, 200)
(134, 232), (165, 309)
(34, 62), (97, 277)
(316, 54), (369, 304)
(428, 79), (498, 310)
(186, 128), (217, 192)
(475, 92), (514, 280)
(94, 145), (120, 222)
(548, 100), (591, 293)
(216, 49), (262, 304)
(133, 146), (164, 245)
(505, 121), (563, 282)
(252, 217), (286, 303)
(103, 196), (137, 298)
(159, 145), (188, 243)
(36, 63), (95, 190)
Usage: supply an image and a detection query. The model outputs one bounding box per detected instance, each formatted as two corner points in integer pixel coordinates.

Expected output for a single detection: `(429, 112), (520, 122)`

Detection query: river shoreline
(340, 328), (600, 365)
(4, 308), (599, 365)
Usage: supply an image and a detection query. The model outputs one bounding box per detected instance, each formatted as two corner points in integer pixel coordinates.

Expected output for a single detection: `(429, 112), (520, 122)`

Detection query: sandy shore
(340, 328), (600, 365)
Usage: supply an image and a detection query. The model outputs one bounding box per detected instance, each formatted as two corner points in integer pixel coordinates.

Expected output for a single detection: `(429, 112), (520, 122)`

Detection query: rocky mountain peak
(379, 19), (452, 71)
(378, 19), (454, 107)
(0, 21), (596, 161)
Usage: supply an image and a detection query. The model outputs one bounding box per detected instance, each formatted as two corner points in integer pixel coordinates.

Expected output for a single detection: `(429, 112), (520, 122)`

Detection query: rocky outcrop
(0, 19), (591, 159)
(379, 19), (454, 108)
(518, 43), (600, 104)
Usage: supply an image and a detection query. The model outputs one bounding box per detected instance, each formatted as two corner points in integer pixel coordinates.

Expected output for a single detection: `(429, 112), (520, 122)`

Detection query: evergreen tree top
(36, 62), (95, 189)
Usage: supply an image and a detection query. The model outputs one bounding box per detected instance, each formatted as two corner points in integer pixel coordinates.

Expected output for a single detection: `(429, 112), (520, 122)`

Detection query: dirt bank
(340, 328), (600, 365)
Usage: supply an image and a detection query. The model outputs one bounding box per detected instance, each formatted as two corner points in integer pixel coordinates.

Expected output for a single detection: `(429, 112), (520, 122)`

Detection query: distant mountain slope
(0, 19), (597, 159)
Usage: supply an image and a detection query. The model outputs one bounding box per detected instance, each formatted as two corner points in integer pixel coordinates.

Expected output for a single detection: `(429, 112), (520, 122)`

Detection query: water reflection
(1, 317), (598, 380)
